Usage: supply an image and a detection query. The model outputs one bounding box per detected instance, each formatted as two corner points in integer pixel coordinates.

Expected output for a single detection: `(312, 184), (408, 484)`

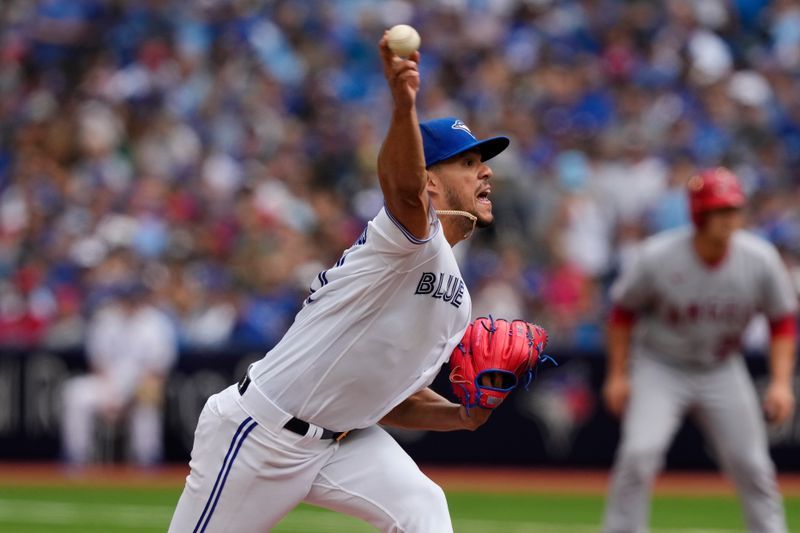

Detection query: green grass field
(1, 484), (798, 533)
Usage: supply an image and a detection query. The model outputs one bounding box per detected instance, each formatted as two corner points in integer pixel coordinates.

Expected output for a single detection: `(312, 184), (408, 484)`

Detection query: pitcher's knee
(391, 480), (451, 532)
(413, 480), (448, 515)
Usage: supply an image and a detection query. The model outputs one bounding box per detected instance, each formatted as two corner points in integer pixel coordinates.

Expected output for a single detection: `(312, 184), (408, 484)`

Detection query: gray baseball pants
(602, 356), (786, 533)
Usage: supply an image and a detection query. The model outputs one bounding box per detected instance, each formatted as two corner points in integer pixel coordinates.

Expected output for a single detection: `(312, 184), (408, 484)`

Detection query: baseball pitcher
(168, 30), (549, 533)
(602, 168), (798, 532)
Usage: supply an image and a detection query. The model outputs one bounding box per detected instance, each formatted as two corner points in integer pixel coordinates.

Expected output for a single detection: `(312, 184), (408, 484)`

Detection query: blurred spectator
(551, 149), (614, 278)
(0, 0), (798, 353)
(645, 150), (695, 233)
(60, 281), (177, 466)
(471, 243), (530, 320)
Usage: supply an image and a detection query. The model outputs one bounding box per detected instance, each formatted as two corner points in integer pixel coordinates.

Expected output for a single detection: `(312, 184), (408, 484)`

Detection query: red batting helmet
(687, 167), (746, 225)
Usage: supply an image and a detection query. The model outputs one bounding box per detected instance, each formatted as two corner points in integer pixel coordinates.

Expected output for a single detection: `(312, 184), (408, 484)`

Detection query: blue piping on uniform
(193, 417), (257, 533)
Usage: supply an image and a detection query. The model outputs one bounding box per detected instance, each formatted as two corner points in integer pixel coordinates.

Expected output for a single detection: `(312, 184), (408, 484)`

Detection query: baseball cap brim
(474, 136), (511, 164)
(427, 136), (510, 167)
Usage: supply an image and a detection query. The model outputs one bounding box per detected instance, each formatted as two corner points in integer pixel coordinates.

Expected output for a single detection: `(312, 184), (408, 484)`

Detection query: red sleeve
(609, 305), (637, 327)
(769, 314), (797, 339)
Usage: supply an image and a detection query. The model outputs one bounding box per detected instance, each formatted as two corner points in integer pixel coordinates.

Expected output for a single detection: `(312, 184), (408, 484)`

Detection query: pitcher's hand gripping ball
(386, 24), (421, 57)
(449, 317), (550, 409)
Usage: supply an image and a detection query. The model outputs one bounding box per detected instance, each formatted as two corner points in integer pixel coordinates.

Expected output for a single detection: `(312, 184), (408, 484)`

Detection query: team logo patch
(451, 119), (476, 139)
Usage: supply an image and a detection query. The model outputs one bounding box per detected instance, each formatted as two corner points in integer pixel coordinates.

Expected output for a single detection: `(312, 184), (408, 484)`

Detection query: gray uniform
(603, 227), (798, 533)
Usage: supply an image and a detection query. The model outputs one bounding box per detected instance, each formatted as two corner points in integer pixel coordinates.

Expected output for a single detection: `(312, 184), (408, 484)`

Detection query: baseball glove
(449, 316), (550, 409)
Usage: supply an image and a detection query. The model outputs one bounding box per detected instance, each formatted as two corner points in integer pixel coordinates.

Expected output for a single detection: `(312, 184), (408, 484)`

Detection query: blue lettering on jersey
(415, 272), (465, 308)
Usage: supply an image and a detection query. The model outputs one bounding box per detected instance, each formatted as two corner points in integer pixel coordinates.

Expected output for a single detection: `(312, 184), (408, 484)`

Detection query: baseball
(386, 24), (421, 57)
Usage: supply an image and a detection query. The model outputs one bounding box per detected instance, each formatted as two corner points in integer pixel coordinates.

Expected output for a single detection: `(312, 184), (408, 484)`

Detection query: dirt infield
(3, 462), (800, 496)
(423, 466), (800, 496)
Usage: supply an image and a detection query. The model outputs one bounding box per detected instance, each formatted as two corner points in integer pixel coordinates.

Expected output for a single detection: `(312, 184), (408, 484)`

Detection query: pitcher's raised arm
(376, 32), (430, 240)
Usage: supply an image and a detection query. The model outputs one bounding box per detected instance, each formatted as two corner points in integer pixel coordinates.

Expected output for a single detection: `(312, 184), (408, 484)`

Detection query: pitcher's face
(428, 148), (494, 229)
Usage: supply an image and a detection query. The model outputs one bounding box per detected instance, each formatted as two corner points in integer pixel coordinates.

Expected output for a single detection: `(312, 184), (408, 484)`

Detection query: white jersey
(249, 206), (471, 431)
(611, 227), (798, 369)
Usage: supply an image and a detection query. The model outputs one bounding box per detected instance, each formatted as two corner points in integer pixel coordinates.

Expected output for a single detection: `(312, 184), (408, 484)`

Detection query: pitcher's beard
(439, 187), (492, 238)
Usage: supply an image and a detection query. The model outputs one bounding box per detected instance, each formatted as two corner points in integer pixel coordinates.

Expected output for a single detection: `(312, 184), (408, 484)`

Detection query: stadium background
(2, 0), (800, 530)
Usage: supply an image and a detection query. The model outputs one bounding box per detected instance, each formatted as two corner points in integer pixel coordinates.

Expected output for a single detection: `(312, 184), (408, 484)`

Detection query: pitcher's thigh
(305, 426), (452, 533)
(169, 387), (334, 533)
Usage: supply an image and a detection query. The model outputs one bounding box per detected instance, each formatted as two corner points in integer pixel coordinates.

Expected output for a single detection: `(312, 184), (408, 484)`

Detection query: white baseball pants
(602, 356), (787, 533)
(168, 384), (452, 532)
(61, 375), (163, 465)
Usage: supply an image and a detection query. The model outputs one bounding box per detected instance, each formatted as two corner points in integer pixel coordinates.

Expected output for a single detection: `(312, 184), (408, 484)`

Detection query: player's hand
(602, 374), (630, 419)
(480, 372), (504, 388)
(379, 33), (420, 110)
(763, 381), (795, 425)
(458, 404), (492, 431)
(136, 374), (165, 406)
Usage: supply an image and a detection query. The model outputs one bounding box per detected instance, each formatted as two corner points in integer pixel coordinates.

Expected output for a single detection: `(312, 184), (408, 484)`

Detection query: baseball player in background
(168, 32), (518, 532)
(61, 281), (177, 465)
(601, 168), (798, 533)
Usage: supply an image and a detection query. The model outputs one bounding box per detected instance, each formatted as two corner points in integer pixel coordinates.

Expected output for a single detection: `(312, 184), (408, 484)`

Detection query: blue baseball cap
(420, 117), (510, 168)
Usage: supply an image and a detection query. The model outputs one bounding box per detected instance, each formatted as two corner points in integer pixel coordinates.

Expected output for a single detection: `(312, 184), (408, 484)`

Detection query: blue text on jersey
(414, 272), (465, 308)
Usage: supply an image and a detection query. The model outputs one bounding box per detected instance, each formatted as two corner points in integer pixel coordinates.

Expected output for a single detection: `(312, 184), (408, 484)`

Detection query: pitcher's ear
(425, 170), (436, 189)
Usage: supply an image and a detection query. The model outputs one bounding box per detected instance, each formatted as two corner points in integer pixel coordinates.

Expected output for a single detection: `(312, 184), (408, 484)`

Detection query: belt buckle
(335, 430), (350, 442)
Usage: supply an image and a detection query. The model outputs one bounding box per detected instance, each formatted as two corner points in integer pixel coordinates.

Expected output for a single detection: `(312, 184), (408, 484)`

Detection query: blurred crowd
(2, 0), (800, 353)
